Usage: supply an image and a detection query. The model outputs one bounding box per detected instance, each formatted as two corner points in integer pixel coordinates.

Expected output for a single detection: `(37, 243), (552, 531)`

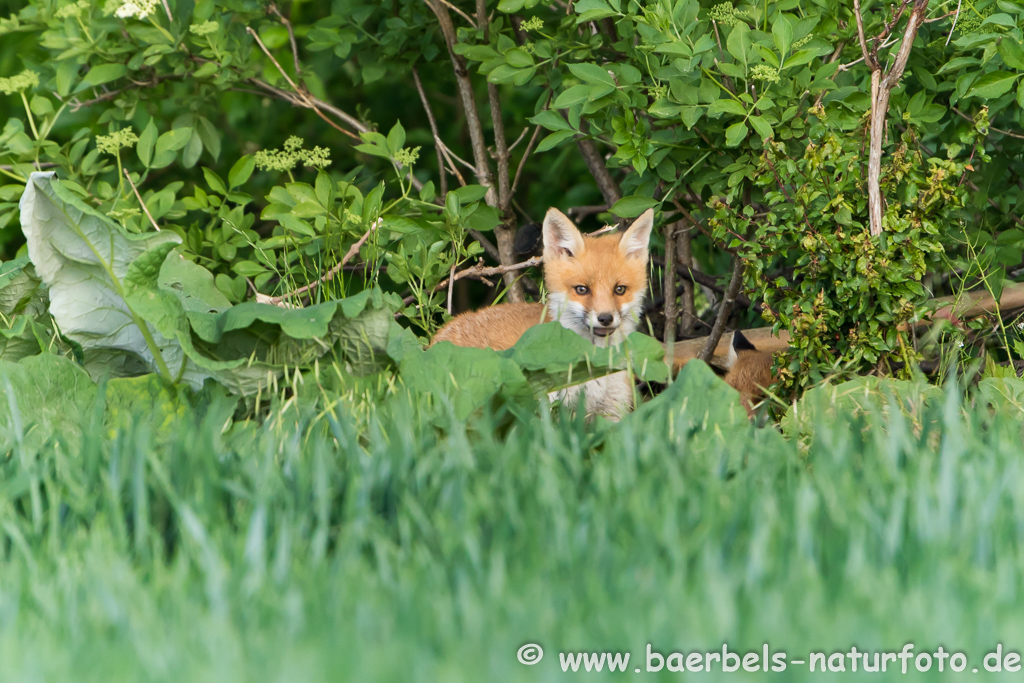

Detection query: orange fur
(429, 302), (549, 350)
(724, 346), (775, 417)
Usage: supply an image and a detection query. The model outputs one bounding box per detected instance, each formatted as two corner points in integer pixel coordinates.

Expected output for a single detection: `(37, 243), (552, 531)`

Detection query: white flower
(114, 0), (159, 19)
(958, 341), (965, 348)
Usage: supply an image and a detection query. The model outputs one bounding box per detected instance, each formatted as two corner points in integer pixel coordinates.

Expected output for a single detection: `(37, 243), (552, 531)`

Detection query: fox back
(723, 330), (775, 416)
(430, 208), (655, 419)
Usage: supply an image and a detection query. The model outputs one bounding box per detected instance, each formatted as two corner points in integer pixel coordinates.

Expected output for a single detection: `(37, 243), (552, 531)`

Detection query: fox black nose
(597, 313), (614, 327)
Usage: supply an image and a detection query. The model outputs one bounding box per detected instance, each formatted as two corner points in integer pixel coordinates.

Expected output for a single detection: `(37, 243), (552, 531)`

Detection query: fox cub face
(542, 208), (654, 347)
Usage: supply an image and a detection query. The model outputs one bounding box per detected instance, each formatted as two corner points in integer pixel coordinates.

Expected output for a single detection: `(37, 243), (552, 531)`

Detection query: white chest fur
(548, 371), (633, 422)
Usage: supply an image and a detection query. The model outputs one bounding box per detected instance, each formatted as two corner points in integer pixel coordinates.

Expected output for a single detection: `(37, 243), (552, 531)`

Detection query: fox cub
(723, 330), (775, 416)
(431, 207), (655, 420)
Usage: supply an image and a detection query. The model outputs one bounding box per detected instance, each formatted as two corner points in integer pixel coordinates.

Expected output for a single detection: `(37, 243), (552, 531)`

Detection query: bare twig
(508, 125), (531, 153)
(863, 0), (930, 236)
(159, 0), (172, 22)
(677, 222), (696, 335)
(567, 204), (610, 219)
(401, 256), (542, 306)
(510, 125), (541, 198)
(412, 67), (449, 198)
(437, 0), (477, 28)
(446, 264), (456, 314)
(246, 27), (361, 141)
(946, 0), (962, 45)
(853, 0), (878, 69)
(478, 0), (524, 302)
(268, 4), (302, 75)
(123, 169), (161, 232)
(269, 221), (379, 305)
(697, 255), (744, 362)
(951, 106), (1024, 140)
(424, 0), (494, 193)
(663, 220), (681, 368)
(577, 129), (622, 206)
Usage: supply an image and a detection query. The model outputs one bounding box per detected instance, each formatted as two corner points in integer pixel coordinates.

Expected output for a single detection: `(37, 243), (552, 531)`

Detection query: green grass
(2, 362), (1024, 680)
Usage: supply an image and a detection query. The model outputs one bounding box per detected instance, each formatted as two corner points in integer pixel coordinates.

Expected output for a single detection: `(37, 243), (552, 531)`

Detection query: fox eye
(574, 285), (590, 295)
(614, 285), (627, 295)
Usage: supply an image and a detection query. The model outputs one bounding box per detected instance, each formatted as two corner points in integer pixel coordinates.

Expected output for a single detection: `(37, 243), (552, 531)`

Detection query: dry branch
(402, 256), (542, 306)
(697, 255), (744, 362)
(268, 221), (379, 305)
(860, 0), (930, 236)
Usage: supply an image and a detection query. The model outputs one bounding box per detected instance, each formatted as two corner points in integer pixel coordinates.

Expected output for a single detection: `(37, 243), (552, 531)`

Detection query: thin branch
(510, 125), (541, 198)
(412, 66), (448, 198)
(269, 220), (379, 304)
(663, 220), (681, 368)
(677, 223), (696, 335)
(853, 0), (878, 69)
(159, 0), (172, 22)
(402, 256), (542, 306)
(268, 3), (302, 76)
(446, 264), (456, 314)
(577, 129), (622, 205)
(567, 205), (609, 219)
(424, 0), (494, 194)
(951, 106), (1024, 140)
(508, 125), (531, 153)
(698, 255), (744, 362)
(865, 0), (930, 236)
(246, 27), (361, 141)
(124, 169), (161, 232)
(437, 0), (477, 28)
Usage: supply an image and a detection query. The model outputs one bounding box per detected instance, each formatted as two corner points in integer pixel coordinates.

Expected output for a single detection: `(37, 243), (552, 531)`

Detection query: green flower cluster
(0, 69), (39, 95)
(957, 1), (992, 34)
(751, 64), (780, 83)
(55, 0), (90, 19)
(394, 146), (421, 168)
(189, 20), (219, 36)
(710, 2), (748, 27)
(254, 136), (331, 172)
(520, 16), (543, 31)
(96, 128), (139, 155)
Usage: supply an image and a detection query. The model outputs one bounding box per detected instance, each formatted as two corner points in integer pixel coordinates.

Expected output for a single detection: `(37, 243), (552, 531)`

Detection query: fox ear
(542, 208), (585, 259)
(726, 330), (756, 368)
(618, 209), (655, 260)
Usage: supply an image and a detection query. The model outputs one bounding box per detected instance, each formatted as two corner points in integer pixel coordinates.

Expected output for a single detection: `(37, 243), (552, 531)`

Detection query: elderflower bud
(301, 145), (331, 168)
(55, 0), (90, 19)
(189, 20), (219, 36)
(255, 138), (332, 173)
(710, 2), (747, 27)
(393, 146), (421, 168)
(520, 16), (544, 31)
(0, 70), (39, 95)
(751, 64), (780, 84)
(96, 128), (139, 155)
(254, 148), (297, 173)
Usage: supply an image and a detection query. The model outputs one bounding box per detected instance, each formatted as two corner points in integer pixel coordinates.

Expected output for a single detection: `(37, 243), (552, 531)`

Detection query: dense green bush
(2, 0), (1024, 391)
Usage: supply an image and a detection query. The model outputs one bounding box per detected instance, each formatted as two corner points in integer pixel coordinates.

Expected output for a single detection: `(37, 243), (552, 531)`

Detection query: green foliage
(709, 114), (986, 393)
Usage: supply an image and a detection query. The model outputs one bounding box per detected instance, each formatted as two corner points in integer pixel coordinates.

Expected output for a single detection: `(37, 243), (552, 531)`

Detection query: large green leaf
(500, 323), (668, 393)
(19, 171), (186, 382)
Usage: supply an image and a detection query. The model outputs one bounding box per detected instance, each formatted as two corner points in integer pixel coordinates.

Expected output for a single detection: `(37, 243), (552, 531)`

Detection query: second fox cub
(431, 207), (655, 420)
(724, 330), (775, 416)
